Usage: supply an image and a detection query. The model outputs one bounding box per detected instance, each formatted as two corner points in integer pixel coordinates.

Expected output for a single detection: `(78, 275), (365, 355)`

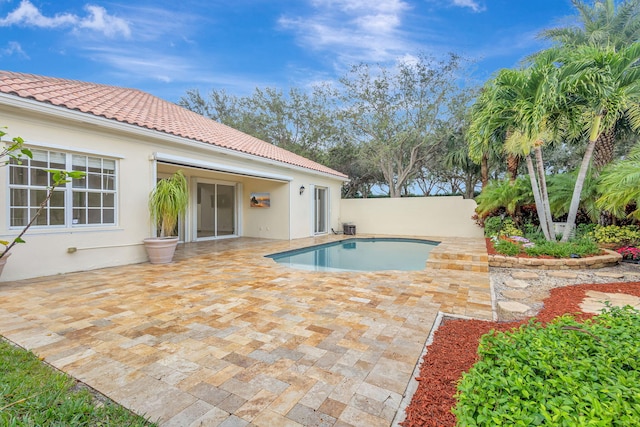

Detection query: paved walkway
(0, 235), (492, 426)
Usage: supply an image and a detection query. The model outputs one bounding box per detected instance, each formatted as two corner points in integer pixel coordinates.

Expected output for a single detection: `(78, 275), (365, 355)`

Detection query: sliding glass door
(196, 181), (236, 239)
(314, 186), (327, 234)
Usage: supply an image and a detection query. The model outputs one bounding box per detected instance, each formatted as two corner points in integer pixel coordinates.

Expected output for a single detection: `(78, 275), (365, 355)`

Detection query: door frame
(192, 177), (238, 241)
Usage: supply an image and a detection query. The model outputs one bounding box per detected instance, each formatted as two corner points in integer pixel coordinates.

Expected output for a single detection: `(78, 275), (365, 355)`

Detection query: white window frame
(8, 148), (118, 229)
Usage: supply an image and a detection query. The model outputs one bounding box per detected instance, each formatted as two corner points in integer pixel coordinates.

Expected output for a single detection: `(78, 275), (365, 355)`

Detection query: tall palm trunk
(481, 152), (489, 188)
(592, 127), (616, 172)
(525, 155), (553, 241)
(507, 153), (520, 182)
(562, 115), (602, 242)
(534, 145), (554, 238)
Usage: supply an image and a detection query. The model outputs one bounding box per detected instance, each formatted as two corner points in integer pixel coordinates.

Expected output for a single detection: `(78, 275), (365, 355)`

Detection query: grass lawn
(0, 337), (156, 426)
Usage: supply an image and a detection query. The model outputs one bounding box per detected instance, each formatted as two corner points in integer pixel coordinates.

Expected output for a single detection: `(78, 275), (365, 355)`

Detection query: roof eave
(0, 92), (349, 181)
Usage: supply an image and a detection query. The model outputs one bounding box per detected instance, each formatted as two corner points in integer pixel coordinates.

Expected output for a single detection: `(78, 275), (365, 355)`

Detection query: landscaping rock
(594, 272), (625, 279)
(504, 279), (530, 289)
(501, 289), (530, 300)
(497, 301), (532, 321)
(548, 271), (579, 279)
(511, 272), (540, 280)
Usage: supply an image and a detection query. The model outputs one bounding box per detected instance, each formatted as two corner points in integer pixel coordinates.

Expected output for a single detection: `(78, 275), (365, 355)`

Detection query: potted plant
(143, 170), (189, 264)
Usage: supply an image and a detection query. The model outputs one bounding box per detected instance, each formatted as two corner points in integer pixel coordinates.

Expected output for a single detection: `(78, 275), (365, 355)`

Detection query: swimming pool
(266, 237), (439, 272)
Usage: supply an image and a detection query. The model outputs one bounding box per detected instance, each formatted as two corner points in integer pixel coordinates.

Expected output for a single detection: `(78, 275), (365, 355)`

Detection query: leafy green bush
(588, 225), (640, 248)
(454, 306), (640, 426)
(483, 216), (503, 237)
(492, 236), (600, 258)
(483, 217), (523, 238)
(524, 237), (600, 258)
(493, 238), (522, 256)
(475, 178), (534, 219)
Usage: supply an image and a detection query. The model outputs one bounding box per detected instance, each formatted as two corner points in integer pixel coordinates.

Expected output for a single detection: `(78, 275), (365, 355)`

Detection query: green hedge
(454, 306), (640, 426)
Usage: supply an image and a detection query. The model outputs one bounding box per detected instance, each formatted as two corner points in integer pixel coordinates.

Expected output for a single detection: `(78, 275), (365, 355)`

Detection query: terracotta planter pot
(0, 252), (11, 277)
(143, 237), (179, 264)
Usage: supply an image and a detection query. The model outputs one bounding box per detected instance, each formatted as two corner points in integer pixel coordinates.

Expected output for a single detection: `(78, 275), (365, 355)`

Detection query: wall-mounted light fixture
(299, 185), (305, 195)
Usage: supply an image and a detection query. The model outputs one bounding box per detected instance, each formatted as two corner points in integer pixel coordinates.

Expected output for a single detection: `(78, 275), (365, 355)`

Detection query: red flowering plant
(617, 246), (640, 261)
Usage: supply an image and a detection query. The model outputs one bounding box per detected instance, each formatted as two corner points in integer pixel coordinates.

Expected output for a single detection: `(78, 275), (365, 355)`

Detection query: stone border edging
(489, 249), (622, 270)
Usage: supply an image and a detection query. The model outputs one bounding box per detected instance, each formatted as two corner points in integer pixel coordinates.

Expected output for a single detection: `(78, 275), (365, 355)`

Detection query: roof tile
(0, 71), (347, 179)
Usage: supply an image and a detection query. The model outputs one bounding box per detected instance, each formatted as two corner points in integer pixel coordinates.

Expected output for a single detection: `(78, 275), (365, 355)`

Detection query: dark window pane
(31, 168), (49, 186)
(88, 209), (101, 224)
(104, 193), (114, 208)
(50, 190), (65, 208)
(88, 192), (101, 207)
(88, 173), (101, 189)
(30, 189), (48, 206)
(73, 192), (86, 207)
(10, 166), (27, 185)
(103, 175), (115, 190)
(50, 209), (65, 225)
(10, 189), (28, 206)
(10, 208), (28, 227)
(88, 157), (101, 173)
(73, 208), (86, 225)
(103, 159), (115, 174)
(33, 208), (47, 225)
(73, 175), (87, 189)
(31, 150), (48, 168)
(50, 152), (65, 169)
(103, 209), (115, 224)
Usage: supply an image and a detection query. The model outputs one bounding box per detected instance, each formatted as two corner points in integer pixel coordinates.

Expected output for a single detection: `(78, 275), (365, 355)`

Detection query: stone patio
(0, 235), (492, 426)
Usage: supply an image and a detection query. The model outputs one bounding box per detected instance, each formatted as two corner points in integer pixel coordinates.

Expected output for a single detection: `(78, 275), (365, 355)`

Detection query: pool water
(267, 238), (439, 272)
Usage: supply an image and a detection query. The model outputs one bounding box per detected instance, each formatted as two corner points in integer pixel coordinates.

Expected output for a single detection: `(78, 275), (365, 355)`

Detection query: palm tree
(596, 142), (640, 219)
(467, 84), (508, 188)
(540, 0), (640, 172)
(469, 51), (563, 241)
(541, 0), (640, 50)
(558, 43), (640, 241)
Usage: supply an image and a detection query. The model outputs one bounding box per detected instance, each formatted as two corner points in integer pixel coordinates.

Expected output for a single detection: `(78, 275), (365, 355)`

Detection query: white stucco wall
(339, 196), (483, 238)
(0, 100), (345, 281)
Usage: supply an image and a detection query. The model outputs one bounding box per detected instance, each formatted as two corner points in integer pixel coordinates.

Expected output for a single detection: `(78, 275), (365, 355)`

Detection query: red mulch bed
(401, 281), (640, 426)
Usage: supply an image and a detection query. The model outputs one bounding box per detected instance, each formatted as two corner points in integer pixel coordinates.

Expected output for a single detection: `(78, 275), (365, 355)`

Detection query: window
(72, 155), (116, 225)
(9, 149), (117, 228)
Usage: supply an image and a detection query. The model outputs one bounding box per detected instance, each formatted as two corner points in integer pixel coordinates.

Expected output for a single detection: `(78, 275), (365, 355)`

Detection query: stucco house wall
(0, 72), (347, 281)
(339, 196), (483, 238)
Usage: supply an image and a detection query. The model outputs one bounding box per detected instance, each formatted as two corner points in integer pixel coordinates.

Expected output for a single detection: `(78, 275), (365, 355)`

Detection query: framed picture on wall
(250, 192), (270, 208)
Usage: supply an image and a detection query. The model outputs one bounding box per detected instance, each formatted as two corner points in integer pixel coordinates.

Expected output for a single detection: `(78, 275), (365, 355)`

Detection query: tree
(597, 142), (640, 218)
(559, 43), (640, 240)
(337, 54), (465, 197)
(468, 53), (563, 241)
(539, 0), (640, 172)
(179, 86), (342, 165)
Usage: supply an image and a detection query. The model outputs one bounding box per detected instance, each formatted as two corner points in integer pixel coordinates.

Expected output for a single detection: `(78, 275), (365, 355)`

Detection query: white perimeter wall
(340, 196), (483, 238)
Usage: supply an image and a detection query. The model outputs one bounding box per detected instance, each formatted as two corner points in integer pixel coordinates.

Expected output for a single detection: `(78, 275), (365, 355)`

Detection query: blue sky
(0, 0), (578, 102)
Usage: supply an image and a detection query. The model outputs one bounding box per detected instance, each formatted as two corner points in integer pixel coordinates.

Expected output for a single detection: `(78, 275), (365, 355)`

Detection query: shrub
(492, 236), (600, 258)
(589, 225), (640, 248)
(483, 216), (503, 237)
(493, 238), (522, 256)
(524, 238), (600, 258)
(454, 306), (640, 426)
(617, 246), (640, 261)
(483, 217), (523, 238)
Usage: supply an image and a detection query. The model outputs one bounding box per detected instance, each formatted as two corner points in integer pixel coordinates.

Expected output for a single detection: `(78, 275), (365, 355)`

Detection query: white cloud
(1, 41), (28, 58)
(451, 0), (485, 13)
(0, 1), (130, 38)
(278, 0), (414, 66)
(77, 5), (131, 38)
(0, 0), (76, 27)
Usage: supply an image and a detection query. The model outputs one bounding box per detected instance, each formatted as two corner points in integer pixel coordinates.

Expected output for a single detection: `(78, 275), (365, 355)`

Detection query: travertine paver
(512, 271), (540, 280)
(0, 235), (492, 426)
(580, 290), (640, 314)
